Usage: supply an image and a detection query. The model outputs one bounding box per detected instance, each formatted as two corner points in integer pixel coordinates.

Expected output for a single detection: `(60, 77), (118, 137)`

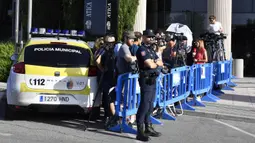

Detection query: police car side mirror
(10, 54), (18, 61)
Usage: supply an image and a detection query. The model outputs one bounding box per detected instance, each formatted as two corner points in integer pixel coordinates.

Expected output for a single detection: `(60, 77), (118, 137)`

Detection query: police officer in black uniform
(136, 29), (164, 141)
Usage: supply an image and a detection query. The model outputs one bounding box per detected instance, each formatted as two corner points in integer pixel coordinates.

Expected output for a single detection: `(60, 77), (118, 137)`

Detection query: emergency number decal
(29, 78), (45, 86)
(25, 75), (87, 90)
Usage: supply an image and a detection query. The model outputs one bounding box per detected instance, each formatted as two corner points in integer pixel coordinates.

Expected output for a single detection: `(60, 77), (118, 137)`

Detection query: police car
(6, 28), (99, 117)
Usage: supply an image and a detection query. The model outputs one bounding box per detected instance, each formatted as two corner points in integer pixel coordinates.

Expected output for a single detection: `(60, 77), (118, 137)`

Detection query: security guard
(136, 29), (164, 141)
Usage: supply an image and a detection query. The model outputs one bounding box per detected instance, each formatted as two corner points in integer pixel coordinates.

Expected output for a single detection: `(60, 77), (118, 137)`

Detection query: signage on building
(84, 0), (118, 37)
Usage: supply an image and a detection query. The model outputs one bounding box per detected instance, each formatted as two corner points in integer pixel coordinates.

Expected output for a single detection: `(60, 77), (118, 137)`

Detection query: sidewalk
(182, 78), (255, 123)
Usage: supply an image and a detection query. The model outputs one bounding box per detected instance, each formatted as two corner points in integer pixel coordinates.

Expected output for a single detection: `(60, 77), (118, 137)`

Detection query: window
(24, 44), (91, 67)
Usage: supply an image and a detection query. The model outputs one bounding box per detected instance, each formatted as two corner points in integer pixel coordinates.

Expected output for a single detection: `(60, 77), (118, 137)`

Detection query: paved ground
(217, 78), (255, 108)
(0, 112), (255, 143)
(179, 78), (255, 123)
(0, 78), (255, 143)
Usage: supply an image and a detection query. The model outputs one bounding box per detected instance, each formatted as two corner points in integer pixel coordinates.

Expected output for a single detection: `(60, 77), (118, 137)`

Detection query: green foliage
(118, 0), (139, 41)
(0, 42), (14, 82)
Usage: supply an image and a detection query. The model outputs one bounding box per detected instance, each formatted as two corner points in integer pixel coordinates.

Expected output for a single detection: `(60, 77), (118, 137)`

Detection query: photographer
(207, 15), (226, 61)
(154, 30), (167, 60)
(207, 15), (223, 35)
(94, 35), (117, 125)
(162, 33), (177, 69)
(116, 31), (137, 75)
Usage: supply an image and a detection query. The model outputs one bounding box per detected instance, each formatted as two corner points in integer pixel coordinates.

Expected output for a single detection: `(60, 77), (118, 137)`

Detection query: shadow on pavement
(0, 98), (136, 140)
(220, 93), (254, 103)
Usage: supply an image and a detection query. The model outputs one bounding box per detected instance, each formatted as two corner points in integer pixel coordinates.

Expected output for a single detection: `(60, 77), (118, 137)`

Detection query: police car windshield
(24, 44), (91, 67)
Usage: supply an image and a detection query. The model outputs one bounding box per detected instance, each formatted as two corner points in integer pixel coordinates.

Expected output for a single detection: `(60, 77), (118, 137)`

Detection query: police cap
(143, 29), (155, 37)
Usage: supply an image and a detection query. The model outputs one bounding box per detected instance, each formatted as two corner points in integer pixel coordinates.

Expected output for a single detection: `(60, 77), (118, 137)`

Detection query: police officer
(136, 29), (164, 141)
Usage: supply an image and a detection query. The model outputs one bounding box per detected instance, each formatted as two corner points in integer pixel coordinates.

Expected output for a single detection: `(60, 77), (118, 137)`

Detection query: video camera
(165, 32), (187, 42)
(150, 32), (167, 48)
(200, 32), (226, 42)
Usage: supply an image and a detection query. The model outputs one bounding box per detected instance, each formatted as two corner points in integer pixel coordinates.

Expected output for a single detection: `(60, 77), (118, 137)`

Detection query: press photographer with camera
(207, 15), (223, 35)
(162, 33), (177, 69)
(94, 34), (117, 126)
(153, 30), (167, 60)
(135, 29), (164, 141)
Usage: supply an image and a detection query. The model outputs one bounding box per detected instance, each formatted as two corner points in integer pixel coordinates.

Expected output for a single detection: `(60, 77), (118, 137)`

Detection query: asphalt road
(0, 98), (255, 143)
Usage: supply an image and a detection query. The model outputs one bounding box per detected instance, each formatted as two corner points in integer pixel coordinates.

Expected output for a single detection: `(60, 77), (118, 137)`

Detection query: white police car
(5, 28), (100, 118)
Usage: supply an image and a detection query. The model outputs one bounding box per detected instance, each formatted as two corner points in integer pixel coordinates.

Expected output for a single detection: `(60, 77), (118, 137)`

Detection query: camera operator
(162, 33), (177, 69)
(116, 31), (137, 75)
(207, 15), (225, 59)
(135, 29), (164, 141)
(154, 30), (167, 60)
(94, 34), (117, 126)
(207, 15), (223, 35)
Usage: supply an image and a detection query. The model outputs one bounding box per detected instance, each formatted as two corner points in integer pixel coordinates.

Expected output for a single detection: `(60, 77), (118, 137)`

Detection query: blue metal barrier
(109, 61), (236, 134)
(152, 66), (195, 121)
(213, 60), (234, 92)
(109, 73), (140, 134)
(188, 63), (220, 107)
(150, 74), (165, 125)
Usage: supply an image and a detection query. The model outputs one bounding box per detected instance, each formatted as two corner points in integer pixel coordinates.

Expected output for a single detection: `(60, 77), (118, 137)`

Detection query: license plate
(39, 95), (70, 102)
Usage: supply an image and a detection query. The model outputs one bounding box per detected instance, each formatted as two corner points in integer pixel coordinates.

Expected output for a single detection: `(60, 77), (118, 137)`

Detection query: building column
(133, 0), (147, 33)
(207, 0), (232, 60)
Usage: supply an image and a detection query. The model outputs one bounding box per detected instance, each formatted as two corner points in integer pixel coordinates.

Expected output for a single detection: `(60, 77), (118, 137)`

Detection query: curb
(179, 109), (255, 123)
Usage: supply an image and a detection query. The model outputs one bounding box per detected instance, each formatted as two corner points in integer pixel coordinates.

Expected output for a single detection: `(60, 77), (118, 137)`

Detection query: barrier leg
(162, 108), (176, 121)
(201, 92), (219, 102)
(228, 81), (237, 87)
(109, 120), (137, 134)
(231, 75), (237, 79)
(188, 94), (206, 107)
(176, 100), (195, 111)
(222, 85), (234, 91)
(150, 116), (163, 125)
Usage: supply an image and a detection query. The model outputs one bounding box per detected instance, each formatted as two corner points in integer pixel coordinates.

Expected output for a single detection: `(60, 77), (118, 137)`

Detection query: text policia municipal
(34, 48), (82, 54)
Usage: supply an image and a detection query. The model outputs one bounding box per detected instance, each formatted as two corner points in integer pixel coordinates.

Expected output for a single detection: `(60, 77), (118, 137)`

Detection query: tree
(117, 0), (139, 41)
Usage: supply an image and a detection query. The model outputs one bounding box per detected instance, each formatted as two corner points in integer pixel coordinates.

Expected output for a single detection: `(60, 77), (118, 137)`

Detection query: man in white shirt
(207, 15), (223, 35)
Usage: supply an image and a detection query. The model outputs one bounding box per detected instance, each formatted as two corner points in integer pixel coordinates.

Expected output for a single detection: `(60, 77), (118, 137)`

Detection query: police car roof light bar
(30, 28), (86, 38)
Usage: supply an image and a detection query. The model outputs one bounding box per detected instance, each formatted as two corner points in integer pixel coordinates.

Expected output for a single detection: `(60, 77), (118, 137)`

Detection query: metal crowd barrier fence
(213, 60), (234, 93)
(109, 73), (140, 134)
(188, 63), (220, 107)
(109, 60), (236, 134)
(151, 66), (195, 124)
